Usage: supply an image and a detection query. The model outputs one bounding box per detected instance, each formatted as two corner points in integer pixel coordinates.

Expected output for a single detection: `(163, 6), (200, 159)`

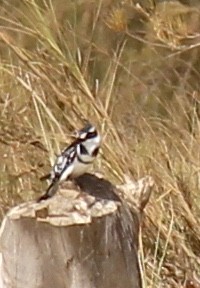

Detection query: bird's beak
(71, 130), (86, 139)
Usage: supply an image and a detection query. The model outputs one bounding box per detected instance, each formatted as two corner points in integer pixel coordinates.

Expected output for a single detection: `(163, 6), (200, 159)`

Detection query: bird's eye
(86, 131), (97, 139)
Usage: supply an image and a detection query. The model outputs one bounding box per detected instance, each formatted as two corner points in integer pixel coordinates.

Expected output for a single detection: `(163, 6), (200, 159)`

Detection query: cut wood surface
(0, 173), (154, 288)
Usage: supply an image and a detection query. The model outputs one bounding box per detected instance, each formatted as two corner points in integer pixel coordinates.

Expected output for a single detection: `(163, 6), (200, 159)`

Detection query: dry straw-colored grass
(0, 0), (200, 287)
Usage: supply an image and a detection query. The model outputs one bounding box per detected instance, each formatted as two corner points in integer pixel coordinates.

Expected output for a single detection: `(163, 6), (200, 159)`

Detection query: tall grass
(0, 0), (200, 286)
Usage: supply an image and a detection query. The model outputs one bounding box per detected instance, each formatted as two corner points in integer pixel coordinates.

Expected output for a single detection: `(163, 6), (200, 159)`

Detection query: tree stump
(0, 173), (154, 288)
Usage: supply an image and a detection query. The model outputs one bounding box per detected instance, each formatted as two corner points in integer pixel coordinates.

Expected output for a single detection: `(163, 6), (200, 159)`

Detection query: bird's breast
(70, 158), (91, 178)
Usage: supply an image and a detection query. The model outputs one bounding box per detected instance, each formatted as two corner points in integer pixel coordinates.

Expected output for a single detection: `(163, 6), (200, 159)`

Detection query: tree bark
(0, 173), (154, 288)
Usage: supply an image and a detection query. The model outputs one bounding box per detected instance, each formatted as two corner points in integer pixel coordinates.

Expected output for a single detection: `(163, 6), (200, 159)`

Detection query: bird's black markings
(65, 138), (83, 150)
(92, 147), (99, 157)
(77, 146), (99, 164)
(80, 143), (88, 155)
(53, 147), (77, 177)
(38, 147), (78, 202)
(86, 131), (97, 139)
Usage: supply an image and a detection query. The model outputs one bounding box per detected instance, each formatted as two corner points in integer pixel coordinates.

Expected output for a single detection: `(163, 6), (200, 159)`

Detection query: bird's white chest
(58, 158), (90, 182)
(70, 157), (91, 178)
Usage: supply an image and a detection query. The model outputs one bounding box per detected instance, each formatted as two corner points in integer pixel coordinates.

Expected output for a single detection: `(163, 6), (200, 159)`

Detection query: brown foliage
(0, 0), (200, 287)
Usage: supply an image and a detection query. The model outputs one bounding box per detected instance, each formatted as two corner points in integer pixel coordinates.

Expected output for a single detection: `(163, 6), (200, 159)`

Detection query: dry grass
(0, 0), (200, 287)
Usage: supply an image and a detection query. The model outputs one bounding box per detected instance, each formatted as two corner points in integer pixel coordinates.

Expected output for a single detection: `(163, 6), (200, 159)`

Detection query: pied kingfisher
(38, 123), (101, 201)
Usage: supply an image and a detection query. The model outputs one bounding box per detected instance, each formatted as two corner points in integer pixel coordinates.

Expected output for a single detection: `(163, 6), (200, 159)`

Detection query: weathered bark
(0, 173), (154, 288)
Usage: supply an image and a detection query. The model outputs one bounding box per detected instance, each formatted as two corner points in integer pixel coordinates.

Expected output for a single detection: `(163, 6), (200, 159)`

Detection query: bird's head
(74, 123), (99, 140)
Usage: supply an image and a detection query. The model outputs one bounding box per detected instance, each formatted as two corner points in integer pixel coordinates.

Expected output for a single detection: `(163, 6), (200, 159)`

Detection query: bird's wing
(52, 145), (77, 180)
(38, 146), (77, 202)
(39, 142), (79, 182)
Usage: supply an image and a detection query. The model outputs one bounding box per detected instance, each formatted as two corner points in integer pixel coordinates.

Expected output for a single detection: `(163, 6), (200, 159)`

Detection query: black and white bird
(38, 123), (101, 202)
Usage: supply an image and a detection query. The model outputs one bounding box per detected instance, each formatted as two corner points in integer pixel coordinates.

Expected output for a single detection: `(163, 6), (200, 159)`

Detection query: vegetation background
(0, 0), (200, 287)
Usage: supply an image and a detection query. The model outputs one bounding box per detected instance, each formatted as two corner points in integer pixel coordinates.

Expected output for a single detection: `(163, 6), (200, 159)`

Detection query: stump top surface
(3, 173), (154, 227)
(6, 174), (121, 226)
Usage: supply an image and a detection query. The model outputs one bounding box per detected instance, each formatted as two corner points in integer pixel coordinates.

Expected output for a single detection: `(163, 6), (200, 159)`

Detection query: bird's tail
(37, 180), (59, 202)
